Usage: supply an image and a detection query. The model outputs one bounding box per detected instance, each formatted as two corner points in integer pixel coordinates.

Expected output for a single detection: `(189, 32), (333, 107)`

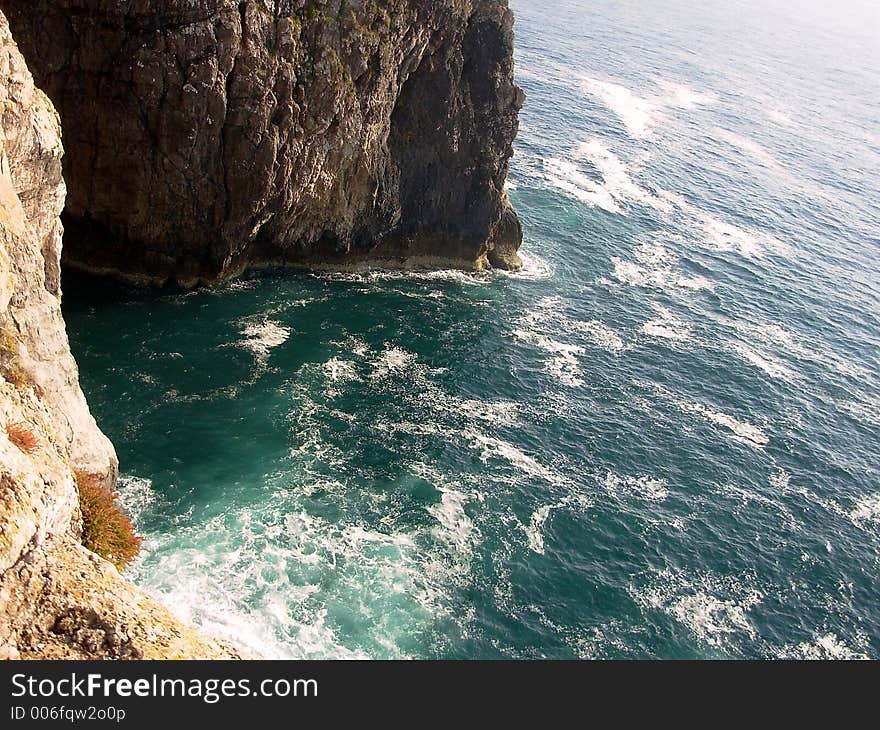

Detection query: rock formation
(0, 11), (237, 658)
(2, 0), (524, 286)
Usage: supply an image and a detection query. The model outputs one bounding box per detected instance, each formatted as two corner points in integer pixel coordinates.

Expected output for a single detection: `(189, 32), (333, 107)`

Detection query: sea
(63, 0), (880, 659)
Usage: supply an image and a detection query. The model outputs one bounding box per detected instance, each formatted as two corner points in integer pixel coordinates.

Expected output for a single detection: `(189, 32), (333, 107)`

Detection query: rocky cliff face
(2, 0), (524, 286)
(0, 11), (116, 488)
(0, 12), (237, 658)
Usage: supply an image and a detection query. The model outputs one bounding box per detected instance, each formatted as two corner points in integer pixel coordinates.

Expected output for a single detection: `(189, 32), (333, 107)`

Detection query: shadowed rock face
(0, 10), (239, 659)
(2, 0), (524, 285)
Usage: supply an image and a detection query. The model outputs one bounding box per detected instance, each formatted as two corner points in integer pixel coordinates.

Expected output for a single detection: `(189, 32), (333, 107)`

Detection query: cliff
(2, 0), (524, 286)
(0, 11), (237, 658)
(0, 0), (522, 659)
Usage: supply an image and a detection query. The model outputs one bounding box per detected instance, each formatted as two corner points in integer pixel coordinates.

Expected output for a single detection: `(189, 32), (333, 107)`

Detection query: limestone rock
(0, 14), (116, 485)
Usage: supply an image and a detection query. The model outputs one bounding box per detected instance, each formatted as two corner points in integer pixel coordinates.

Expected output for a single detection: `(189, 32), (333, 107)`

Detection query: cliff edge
(3, 0), (524, 286)
(0, 12), (238, 659)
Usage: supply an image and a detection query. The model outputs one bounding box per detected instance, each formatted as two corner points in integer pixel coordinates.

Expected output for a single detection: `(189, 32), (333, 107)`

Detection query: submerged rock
(2, 0), (524, 285)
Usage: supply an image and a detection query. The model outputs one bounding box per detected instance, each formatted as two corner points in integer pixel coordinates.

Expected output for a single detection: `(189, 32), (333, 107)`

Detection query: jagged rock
(2, 0), (524, 285)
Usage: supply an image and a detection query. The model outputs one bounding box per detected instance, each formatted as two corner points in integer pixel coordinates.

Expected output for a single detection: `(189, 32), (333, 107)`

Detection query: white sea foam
(650, 383), (769, 448)
(540, 131), (789, 266)
(692, 206), (791, 258)
(496, 249), (554, 281)
(454, 399), (521, 426)
(542, 140), (671, 216)
(641, 319), (687, 340)
(634, 240), (677, 268)
(718, 480), (800, 533)
(238, 319), (291, 359)
(682, 400), (769, 448)
(525, 494), (593, 555)
(719, 317), (870, 386)
(285, 388), (350, 467)
(533, 294), (565, 312)
(323, 357), (359, 383)
(526, 505), (553, 554)
(633, 570), (762, 649)
(513, 295), (631, 384)
(665, 592), (759, 647)
(543, 156), (622, 213)
(850, 494), (880, 527)
(714, 127), (783, 170)
(574, 320), (628, 354)
(607, 243), (714, 293)
(570, 619), (636, 660)
(646, 189), (792, 260)
(602, 472), (670, 502)
(130, 468), (491, 660)
(732, 343), (797, 382)
(380, 392), (521, 433)
(220, 278), (259, 292)
(329, 335), (371, 358)
(723, 319), (810, 358)
(655, 80), (718, 109)
(768, 469), (791, 491)
(427, 487), (478, 557)
(539, 137), (790, 280)
(576, 139), (673, 212)
(766, 108), (794, 127)
(779, 633), (870, 660)
(372, 420), (448, 438)
(319, 268), (487, 287)
(841, 399), (880, 427)
(115, 475), (157, 528)
(513, 327), (586, 387)
(581, 78), (656, 137)
(640, 305), (691, 342)
(370, 346), (417, 379)
(357, 343), (522, 446)
(778, 478), (849, 523)
(581, 77), (716, 138)
(320, 357), (360, 396)
(464, 430), (563, 484)
(827, 353), (869, 379)
(132, 516), (390, 658)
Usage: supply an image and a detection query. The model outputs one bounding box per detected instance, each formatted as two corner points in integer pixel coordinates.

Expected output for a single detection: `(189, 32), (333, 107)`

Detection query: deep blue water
(64, 0), (880, 658)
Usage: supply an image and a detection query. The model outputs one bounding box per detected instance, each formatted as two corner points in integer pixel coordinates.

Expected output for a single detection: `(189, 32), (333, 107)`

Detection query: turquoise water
(63, 0), (880, 659)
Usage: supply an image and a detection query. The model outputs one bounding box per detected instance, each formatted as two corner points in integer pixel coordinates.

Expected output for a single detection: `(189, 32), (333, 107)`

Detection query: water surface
(65, 0), (880, 658)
